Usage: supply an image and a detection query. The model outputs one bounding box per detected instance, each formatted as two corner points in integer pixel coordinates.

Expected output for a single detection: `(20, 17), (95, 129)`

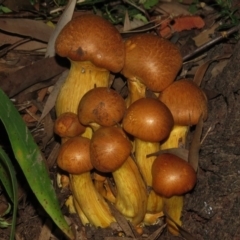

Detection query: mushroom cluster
(54, 14), (208, 236)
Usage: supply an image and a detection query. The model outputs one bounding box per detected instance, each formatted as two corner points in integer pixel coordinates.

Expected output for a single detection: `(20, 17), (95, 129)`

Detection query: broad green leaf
(0, 89), (74, 239)
(0, 147), (17, 239)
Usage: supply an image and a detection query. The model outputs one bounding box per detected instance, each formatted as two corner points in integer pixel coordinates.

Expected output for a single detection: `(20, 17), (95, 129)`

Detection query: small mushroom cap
(159, 79), (208, 125)
(57, 136), (92, 174)
(152, 153), (197, 198)
(90, 126), (132, 172)
(122, 34), (182, 92)
(54, 112), (86, 138)
(122, 98), (174, 142)
(78, 87), (126, 127)
(55, 14), (125, 72)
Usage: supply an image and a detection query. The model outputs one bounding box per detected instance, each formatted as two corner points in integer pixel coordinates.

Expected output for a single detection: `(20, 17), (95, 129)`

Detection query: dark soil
(182, 40), (240, 239)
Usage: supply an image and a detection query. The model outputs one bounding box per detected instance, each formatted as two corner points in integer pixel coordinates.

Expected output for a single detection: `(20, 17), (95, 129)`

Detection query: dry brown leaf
(45, 0), (76, 57)
(3, 0), (35, 12)
(211, 59), (229, 78)
(193, 53), (232, 86)
(0, 32), (47, 51)
(193, 22), (220, 47)
(145, 223), (166, 240)
(123, 11), (131, 32)
(163, 210), (195, 240)
(105, 238), (136, 240)
(38, 219), (52, 240)
(0, 57), (67, 97)
(41, 113), (54, 149)
(0, 19), (53, 42)
(22, 88), (48, 123)
(107, 203), (136, 238)
(156, 1), (190, 16)
(188, 116), (203, 172)
(47, 142), (60, 169)
(38, 70), (69, 123)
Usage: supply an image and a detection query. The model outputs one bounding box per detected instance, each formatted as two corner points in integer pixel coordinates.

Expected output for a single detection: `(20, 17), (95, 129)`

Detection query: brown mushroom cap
(90, 126), (132, 172)
(152, 153), (197, 198)
(54, 112), (86, 138)
(122, 98), (174, 142)
(158, 79), (208, 125)
(55, 14), (125, 73)
(57, 136), (92, 174)
(122, 34), (182, 92)
(78, 87), (126, 127)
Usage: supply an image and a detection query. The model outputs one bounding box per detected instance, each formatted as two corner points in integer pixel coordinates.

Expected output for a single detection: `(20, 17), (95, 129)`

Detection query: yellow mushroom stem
(90, 126), (148, 226)
(160, 125), (189, 150)
(56, 62), (117, 227)
(93, 172), (116, 204)
(113, 155), (148, 226)
(134, 139), (164, 223)
(70, 172), (115, 227)
(125, 79), (146, 107)
(56, 60), (110, 116)
(65, 195), (90, 225)
(160, 125), (189, 235)
(162, 196), (184, 235)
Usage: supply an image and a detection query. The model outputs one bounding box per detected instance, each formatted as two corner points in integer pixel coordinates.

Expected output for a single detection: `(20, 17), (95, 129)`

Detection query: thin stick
(183, 25), (240, 62)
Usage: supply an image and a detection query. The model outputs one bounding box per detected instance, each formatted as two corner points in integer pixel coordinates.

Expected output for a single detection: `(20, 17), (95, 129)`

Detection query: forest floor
(0, 0), (240, 239)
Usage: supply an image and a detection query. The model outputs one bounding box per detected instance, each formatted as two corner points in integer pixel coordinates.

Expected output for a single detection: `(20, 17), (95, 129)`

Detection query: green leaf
(0, 5), (12, 13)
(0, 218), (11, 228)
(142, 0), (158, 10)
(0, 89), (74, 240)
(0, 147), (17, 239)
(133, 13), (148, 23)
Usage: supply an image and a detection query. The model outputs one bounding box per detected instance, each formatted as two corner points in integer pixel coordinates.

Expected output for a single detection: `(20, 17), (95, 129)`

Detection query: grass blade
(0, 147), (18, 240)
(0, 89), (74, 239)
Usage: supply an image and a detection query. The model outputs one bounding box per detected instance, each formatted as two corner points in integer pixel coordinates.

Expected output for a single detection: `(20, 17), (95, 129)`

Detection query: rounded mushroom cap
(78, 87), (126, 127)
(55, 14), (125, 72)
(122, 34), (182, 92)
(54, 112), (86, 138)
(122, 98), (174, 142)
(57, 136), (92, 174)
(152, 153), (197, 198)
(90, 126), (132, 172)
(159, 79), (208, 125)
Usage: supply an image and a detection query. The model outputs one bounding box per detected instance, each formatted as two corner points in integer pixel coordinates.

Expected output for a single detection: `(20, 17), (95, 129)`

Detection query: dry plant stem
(134, 139), (163, 217)
(160, 126), (189, 235)
(55, 60), (110, 115)
(182, 25), (240, 62)
(70, 173), (116, 227)
(113, 156), (148, 226)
